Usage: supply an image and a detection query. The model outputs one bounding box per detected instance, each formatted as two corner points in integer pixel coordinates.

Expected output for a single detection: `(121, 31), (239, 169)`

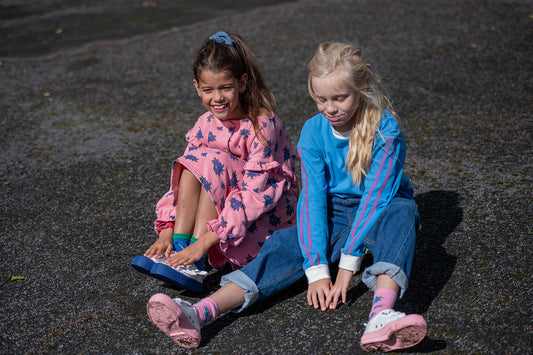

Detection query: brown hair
(193, 32), (276, 143)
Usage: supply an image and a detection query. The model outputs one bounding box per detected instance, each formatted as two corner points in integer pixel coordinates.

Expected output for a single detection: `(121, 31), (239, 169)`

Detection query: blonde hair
(307, 42), (396, 186)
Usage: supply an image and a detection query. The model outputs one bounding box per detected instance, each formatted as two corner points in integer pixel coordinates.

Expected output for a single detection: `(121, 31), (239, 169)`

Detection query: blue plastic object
(131, 255), (155, 275)
(150, 263), (203, 292)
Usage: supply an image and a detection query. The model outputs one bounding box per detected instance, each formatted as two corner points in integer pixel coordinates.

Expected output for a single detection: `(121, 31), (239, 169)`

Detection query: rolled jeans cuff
(220, 270), (259, 313)
(362, 261), (409, 298)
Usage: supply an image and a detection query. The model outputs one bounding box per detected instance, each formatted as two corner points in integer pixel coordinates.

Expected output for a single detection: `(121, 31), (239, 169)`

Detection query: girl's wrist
(159, 228), (174, 241)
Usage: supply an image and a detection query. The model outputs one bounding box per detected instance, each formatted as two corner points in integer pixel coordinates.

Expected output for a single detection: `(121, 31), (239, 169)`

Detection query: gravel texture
(1, 0), (532, 353)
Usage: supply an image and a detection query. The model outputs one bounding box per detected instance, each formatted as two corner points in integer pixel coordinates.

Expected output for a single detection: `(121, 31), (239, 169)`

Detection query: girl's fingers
(167, 254), (180, 267)
(319, 292), (327, 311)
(341, 289), (347, 304)
(310, 290), (320, 309)
(327, 292), (336, 309)
(327, 289), (339, 309)
(166, 252), (194, 267)
(313, 292), (320, 309)
(144, 247), (155, 258)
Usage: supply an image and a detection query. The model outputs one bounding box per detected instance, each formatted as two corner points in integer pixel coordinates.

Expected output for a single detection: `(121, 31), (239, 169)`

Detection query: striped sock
(369, 288), (397, 320)
(193, 297), (218, 325)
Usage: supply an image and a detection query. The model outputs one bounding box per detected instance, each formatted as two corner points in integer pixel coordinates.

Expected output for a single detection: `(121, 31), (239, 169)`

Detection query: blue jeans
(221, 195), (419, 312)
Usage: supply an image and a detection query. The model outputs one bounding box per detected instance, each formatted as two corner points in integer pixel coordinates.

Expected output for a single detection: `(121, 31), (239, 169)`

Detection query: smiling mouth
(213, 103), (228, 112)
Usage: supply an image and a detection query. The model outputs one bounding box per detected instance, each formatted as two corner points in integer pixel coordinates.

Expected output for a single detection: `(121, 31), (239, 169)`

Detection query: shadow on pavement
(407, 190), (461, 311)
(398, 190), (462, 352)
(199, 190), (462, 349)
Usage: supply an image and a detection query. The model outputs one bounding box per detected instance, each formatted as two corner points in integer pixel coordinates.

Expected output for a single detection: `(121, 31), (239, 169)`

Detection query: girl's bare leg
(165, 177), (220, 266)
(174, 168), (202, 234)
(376, 274), (400, 293)
(209, 281), (246, 314)
(192, 186), (219, 237)
(181, 186), (220, 261)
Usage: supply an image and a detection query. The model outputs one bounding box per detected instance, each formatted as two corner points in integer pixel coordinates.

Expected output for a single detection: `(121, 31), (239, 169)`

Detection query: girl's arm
(297, 136), (332, 311)
(297, 145), (330, 281)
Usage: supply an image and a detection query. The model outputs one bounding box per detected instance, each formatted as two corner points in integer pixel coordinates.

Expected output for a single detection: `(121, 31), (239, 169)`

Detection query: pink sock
(369, 288), (397, 320)
(193, 297), (218, 325)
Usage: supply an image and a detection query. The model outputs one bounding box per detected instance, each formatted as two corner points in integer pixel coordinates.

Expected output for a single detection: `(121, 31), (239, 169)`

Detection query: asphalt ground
(0, 0), (532, 353)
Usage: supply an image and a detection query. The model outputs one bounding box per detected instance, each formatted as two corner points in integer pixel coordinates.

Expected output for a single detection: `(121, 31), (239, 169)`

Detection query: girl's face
(311, 73), (362, 132)
(194, 69), (247, 121)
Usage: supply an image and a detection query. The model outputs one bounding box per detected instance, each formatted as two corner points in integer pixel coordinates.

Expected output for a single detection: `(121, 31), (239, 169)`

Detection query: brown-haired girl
(131, 31), (298, 293)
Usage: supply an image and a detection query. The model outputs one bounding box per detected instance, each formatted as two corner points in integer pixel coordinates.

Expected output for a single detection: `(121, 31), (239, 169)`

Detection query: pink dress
(154, 112), (299, 268)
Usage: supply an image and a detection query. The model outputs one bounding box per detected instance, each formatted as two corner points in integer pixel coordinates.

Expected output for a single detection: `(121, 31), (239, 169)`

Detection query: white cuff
(338, 253), (364, 272)
(304, 264), (331, 284)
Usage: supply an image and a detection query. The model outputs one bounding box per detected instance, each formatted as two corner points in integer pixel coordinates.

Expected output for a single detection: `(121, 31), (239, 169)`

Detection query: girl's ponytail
(230, 34), (276, 143)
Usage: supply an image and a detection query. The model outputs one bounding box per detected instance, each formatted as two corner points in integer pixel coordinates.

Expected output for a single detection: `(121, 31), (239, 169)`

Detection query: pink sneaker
(360, 309), (427, 352)
(146, 293), (201, 348)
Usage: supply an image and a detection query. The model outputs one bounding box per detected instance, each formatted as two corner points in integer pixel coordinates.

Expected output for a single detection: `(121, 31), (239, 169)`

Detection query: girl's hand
(326, 268), (353, 310)
(307, 278), (333, 311)
(144, 228), (173, 258)
(166, 231), (219, 267)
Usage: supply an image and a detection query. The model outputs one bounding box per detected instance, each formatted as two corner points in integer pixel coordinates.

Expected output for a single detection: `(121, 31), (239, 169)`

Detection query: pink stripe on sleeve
(298, 147), (317, 266)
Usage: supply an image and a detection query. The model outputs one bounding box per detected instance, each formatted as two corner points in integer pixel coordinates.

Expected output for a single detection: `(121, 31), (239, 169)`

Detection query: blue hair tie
(209, 31), (234, 46)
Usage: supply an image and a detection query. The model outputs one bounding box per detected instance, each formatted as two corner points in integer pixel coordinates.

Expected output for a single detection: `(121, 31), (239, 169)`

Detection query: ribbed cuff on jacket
(304, 264), (331, 284)
(338, 253), (364, 273)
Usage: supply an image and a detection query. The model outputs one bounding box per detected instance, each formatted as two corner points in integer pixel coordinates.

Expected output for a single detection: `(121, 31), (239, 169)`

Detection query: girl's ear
(239, 73), (248, 93)
(193, 79), (202, 96)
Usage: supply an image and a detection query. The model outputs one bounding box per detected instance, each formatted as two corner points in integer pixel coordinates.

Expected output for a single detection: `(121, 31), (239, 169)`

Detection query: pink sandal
(146, 293), (202, 348)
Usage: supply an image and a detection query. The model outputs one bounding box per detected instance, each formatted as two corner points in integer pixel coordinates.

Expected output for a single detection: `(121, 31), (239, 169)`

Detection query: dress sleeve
(153, 189), (176, 234)
(341, 122), (407, 259)
(207, 118), (295, 250)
